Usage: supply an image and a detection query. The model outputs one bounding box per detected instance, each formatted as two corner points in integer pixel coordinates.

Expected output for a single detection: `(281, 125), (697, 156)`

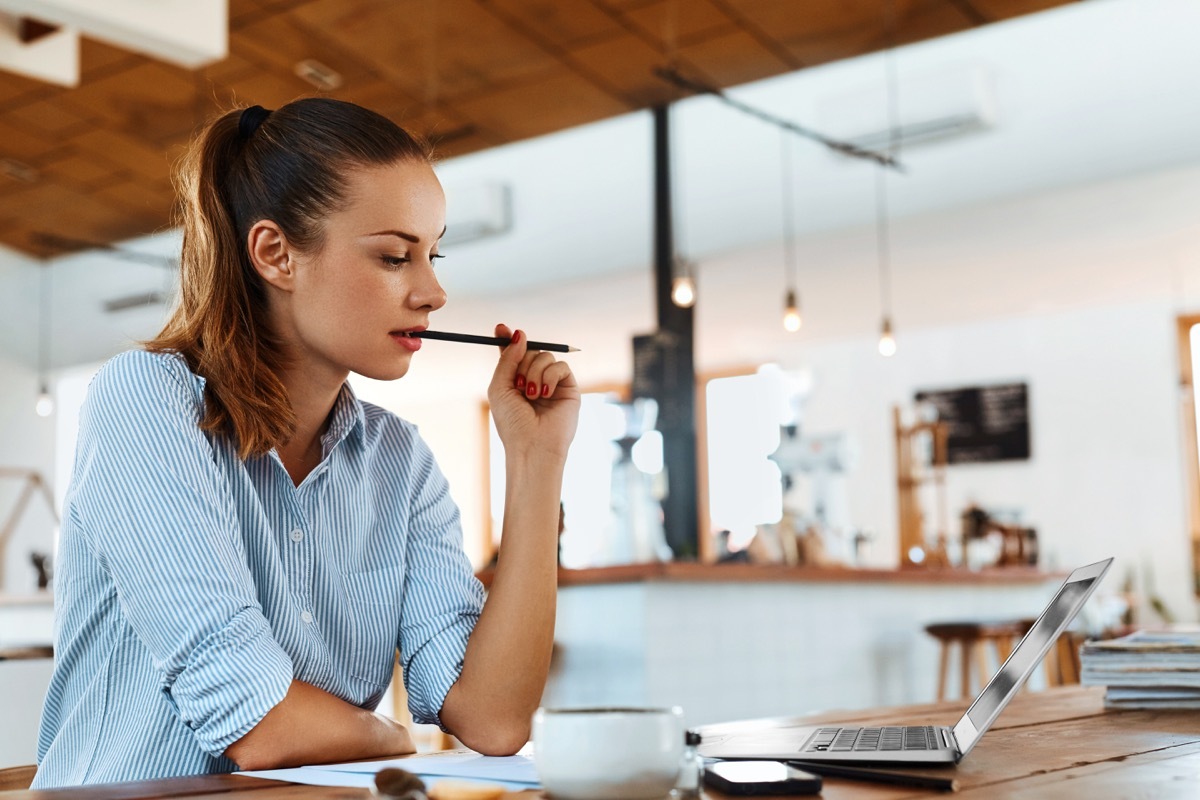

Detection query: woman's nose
(412, 262), (447, 311)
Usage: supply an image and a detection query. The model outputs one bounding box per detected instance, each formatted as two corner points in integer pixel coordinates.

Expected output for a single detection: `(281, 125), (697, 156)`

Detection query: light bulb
(671, 275), (696, 308)
(878, 317), (897, 357)
(782, 289), (802, 332)
(35, 389), (54, 417)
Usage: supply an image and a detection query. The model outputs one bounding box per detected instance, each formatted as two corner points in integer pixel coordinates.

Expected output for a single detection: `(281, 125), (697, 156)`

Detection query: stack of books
(1080, 627), (1200, 709)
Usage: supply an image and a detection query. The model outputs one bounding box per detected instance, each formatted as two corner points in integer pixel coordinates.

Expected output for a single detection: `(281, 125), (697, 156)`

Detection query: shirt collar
(322, 381), (366, 449)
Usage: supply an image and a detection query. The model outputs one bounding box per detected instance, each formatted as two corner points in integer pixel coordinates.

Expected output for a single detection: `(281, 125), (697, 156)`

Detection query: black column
(650, 105), (698, 559)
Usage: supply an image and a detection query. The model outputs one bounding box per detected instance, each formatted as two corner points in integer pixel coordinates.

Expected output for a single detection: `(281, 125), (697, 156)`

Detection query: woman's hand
(487, 323), (580, 463)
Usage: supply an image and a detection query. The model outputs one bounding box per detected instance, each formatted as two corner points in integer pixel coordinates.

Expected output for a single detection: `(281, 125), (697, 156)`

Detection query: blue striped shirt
(33, 350), (485, 788)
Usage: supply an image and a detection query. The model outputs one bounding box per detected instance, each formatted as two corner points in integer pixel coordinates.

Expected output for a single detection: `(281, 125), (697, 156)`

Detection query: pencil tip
(568, 346), (581, 352)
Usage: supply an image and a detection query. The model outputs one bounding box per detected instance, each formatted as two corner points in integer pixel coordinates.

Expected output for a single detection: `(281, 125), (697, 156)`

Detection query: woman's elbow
(455, 719), (531, 756)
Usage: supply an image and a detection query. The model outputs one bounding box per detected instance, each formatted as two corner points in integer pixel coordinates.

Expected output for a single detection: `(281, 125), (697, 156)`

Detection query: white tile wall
(549, 578), (1060, 728)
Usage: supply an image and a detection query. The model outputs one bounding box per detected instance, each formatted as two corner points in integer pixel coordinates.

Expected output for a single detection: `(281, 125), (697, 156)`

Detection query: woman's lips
(389, 332), (422, 352)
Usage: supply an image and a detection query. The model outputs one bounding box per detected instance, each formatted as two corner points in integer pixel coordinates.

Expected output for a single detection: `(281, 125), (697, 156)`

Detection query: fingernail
(516, 375), (526, 390)
(542, 384), (551, 398)
(527, 383), (538, 397)
(511, 330), (521, 344)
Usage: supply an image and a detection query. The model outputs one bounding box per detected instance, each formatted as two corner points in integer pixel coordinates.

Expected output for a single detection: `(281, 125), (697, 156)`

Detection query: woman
(32, 98), (579, 788)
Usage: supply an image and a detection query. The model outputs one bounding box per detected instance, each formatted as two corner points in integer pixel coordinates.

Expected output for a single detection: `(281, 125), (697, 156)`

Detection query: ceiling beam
(0, 12), (77, 86)
(0, 0), (226, 70)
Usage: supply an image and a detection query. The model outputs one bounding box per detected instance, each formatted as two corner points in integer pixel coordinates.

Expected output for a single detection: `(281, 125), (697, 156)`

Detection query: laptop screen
(951, 558), (1111, 758)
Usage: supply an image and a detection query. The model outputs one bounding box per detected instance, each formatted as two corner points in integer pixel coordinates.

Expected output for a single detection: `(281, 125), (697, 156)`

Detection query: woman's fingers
(516, 350), (556, 399)
(488, 324), (526, 397)
(534, 361), (574, 399)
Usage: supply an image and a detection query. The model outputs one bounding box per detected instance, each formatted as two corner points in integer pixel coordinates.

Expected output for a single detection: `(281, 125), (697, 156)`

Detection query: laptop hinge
(940, 727), (956, 751)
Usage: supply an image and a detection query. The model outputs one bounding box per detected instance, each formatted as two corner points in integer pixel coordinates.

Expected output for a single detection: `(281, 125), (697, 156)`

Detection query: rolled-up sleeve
(72, 351), (293, 756)
(397, 433), (485, 727)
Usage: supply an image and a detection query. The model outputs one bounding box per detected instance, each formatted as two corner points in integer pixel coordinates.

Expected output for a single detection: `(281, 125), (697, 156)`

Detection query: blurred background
(1, 0), (1198, 764)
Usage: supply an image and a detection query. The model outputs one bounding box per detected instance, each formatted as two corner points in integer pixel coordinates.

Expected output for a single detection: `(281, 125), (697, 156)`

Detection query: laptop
(698, 557), (1112, 765)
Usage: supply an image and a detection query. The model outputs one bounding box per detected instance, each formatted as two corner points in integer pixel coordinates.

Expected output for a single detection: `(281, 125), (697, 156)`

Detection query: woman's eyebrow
(365, 225), (447, 243)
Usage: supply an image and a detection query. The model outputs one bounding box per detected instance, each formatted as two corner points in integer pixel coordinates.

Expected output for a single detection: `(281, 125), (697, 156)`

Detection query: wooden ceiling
(0, 0), (1075, 258)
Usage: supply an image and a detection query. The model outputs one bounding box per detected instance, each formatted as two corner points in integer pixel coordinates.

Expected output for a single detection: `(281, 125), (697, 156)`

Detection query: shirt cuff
(404, 614), (478, 731)
(168, 607), (294, 757)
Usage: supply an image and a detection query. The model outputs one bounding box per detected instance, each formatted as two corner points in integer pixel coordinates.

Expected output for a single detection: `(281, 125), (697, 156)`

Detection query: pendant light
(671, 260), (696, 308)
(35, 264), (54, 417)
(875, 165), (896, 358)
(780, 131), (802, 332)
(667, 98), (696, 309)
(876, 7), (900, 358)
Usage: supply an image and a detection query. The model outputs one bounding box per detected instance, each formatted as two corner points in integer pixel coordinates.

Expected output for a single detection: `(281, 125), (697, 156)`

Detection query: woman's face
(285, 158), (448, 382)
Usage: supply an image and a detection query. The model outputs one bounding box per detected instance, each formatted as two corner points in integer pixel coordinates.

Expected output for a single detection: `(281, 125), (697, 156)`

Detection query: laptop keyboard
(804, 726), (943, 753)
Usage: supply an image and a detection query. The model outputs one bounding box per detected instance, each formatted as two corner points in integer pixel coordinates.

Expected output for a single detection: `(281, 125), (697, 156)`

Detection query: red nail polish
(527, 383), (538, 397)
(511, 330), (521, 344)
(542, 384), (551, 397)
(516, 375), (526, 390)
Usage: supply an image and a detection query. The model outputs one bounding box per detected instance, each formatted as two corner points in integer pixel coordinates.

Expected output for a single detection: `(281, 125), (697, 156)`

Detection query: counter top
(0, 592), (52, 608)
(477, 562), (1060, 588)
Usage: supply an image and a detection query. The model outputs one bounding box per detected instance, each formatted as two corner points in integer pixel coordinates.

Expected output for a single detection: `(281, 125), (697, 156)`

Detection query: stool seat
(924, 619), (1035, 701)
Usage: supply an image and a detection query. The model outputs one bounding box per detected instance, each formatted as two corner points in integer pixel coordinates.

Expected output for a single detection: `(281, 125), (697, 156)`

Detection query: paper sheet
(314, 753), (539, 784)
(240, 752), (540, 790)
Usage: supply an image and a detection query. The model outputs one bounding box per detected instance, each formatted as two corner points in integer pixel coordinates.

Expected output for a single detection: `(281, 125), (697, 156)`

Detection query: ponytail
(147, 98), (431, 460)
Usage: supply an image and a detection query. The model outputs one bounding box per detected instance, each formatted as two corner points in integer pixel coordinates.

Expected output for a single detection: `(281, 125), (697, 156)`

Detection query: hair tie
(238, 105), (271, 140)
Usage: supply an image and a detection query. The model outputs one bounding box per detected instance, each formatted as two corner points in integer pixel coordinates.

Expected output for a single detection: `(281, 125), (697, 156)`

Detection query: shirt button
(290, 528), (304, 542)
(300, 611), (313, 624)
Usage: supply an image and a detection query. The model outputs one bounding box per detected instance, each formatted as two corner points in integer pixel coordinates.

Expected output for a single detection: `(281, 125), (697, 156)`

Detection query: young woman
(32, 98), (579, 788)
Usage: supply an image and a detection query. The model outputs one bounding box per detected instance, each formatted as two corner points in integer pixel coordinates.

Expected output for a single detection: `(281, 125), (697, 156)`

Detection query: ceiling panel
(0, 0), (1077, 257)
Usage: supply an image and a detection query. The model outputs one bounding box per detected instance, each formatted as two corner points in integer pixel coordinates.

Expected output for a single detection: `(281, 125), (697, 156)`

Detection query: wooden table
(4, 687), (1198, 798)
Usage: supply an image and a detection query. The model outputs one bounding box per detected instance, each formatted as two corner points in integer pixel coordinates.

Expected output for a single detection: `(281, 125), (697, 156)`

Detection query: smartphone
(703, 760), (822, 795)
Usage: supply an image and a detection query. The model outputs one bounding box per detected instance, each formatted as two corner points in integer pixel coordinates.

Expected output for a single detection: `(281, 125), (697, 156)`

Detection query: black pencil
(410, 330), (578, 353)
(788, 761), (958, 792)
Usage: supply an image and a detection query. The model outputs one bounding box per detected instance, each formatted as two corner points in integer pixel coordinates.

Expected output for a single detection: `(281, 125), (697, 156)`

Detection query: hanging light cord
(654, 66), (904, 171)
(38, 265), (51, 386)
(877, 0), (901, 322)
(781, 131), (798, 293)
(875, 167), (892, 321)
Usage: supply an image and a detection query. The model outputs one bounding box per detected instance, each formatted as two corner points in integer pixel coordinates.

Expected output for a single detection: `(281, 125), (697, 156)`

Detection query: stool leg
(960, 641), (974, 700)
(975, 641), (991, 694)
(1044, 640), (1061, 688)
(936, 643), (950, 702)
(1059, 634), (1080, 684)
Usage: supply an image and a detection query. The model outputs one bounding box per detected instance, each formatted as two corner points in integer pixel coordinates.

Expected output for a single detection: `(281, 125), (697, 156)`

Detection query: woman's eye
(432, 254), (445, 265)
(381, 255), (410, 269)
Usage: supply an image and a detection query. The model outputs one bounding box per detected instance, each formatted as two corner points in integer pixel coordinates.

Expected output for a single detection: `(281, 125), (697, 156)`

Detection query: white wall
(362, 159), (1200, 621)
(0, 354), (58, 594)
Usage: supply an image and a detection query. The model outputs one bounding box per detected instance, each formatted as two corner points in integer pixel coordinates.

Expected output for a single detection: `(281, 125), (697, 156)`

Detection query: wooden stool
(924, 619), (1034, 701)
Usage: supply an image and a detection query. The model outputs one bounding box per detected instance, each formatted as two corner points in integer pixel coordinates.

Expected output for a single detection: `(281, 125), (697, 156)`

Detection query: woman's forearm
(225, 679), (414, 770)
(439, 453), (565, 754)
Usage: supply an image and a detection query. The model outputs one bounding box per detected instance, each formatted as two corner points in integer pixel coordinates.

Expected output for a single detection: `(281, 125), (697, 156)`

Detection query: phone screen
(705, 761), (822, 795)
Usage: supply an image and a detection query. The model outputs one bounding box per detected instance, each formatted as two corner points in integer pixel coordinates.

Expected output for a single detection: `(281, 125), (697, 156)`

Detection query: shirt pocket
(342, 565), (405, 691)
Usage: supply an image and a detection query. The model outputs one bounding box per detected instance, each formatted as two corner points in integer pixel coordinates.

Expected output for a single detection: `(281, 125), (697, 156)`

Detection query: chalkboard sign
(914, 382), (1031, 464)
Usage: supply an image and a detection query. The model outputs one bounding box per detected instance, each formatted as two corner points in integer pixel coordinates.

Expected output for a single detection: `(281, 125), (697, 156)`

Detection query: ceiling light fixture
(667, 103), (697, 310)
(876, 4), (901, 359)
(780, 130), (802, 333)
(34, 264), (53, 417)
(671, 261), (696, 308)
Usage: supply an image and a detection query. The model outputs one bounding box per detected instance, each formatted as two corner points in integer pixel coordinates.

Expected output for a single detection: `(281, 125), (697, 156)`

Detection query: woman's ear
(247, 220), (295, 291)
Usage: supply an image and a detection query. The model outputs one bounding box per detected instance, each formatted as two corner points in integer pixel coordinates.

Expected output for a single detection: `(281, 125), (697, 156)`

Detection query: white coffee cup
(532, 706), (685, 800)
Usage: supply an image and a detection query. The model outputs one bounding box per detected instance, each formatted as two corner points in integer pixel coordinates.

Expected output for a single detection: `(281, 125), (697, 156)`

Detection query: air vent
(294, 58), (343, 91)
(103, 291), (166, 313)
(1, 157), (37, 182)
(818, 64), (997, 154)
(442, 182), (513, 247)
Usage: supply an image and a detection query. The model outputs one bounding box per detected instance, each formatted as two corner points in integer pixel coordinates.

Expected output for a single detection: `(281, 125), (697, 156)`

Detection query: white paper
(239, 752), (541, 790)
(315, 753), (539, 785)
(240, 768), (377, 788)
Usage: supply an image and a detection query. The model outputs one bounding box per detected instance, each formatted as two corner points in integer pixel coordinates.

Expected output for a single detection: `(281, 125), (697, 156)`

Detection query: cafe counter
(481, 562), (1064, 728)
